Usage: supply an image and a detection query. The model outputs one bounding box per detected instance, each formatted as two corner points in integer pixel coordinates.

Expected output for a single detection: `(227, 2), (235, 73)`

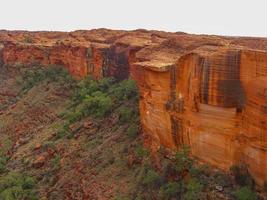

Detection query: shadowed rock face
(1, 29), (267, 185)
(0, 44), (3, 66)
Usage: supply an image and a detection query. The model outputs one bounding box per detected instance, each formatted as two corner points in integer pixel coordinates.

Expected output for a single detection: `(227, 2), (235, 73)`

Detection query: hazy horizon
(1, 0), (266, 37)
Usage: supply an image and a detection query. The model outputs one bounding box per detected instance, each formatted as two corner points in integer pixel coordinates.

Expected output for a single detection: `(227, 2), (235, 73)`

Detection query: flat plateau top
(1, 29), (267, 71)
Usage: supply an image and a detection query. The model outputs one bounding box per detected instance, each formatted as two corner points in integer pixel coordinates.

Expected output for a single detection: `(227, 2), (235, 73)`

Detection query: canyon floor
(0, 64), (264, 200)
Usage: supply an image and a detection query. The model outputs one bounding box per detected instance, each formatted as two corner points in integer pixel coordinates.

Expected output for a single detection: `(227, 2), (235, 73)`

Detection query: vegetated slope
(0, 65), (261, 200)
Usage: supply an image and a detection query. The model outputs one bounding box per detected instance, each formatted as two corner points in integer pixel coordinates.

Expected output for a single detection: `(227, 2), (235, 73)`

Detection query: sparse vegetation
(19, 65), (76, 91)
(82, 91), (113, 118)
(0, 172), (38, 200)
(1, 64), (262, 199)
(126, 124), (139, 139)
(23, 35), (33, 44)
(118, 106), (132, 124)
(184, 178), (203, 200)
(0, 156), (8, 174)
(230, 165), (255, 189)
(160, 182), (183, 199)
(233, 186), (257, 200)
(56, 75), (139, 140)
(142, 169), (162, 189)
(50, 154), (61, 170)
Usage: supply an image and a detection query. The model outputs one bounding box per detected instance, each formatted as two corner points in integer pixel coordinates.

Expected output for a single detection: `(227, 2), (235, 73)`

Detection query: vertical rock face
(200, 50), (244, 108)
(1, 29), (267, 185)
(49, 45), (89, 77)
(170, 51), (241, 170)
(87, 44), (109, 79)
(2, 43), (49, 66)
(106, 44), (131, 80)
(132, 46), (267, 185)
(0, 43), (3, 66)
(239, 51), (267, 185)
(131, 64), (175, 149)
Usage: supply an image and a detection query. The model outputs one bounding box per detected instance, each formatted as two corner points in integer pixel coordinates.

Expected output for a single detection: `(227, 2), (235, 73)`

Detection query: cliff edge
(0, 29), (267, 186)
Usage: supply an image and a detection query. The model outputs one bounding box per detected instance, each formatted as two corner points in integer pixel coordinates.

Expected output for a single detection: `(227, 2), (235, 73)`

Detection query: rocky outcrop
(132, 46), (267, 186)
(1, 29), (267, 186)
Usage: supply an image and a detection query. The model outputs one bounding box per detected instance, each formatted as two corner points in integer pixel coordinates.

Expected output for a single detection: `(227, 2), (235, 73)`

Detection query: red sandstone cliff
(0, 29), (267, 186)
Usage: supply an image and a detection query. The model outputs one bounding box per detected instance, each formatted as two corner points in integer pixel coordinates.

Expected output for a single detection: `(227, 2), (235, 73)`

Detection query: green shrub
(0, 136), (12, 156)
(118, 106), (132, 124)
(142, 169), (162, 189)
(49, 66), (76, 87)
(160, 146), (198, 182)
(57, 77), (139, 142)
(21, 68), (45, 90)
(184, 178), (203, 200)
(189, 164), (206, 177)
(69, 77), (138, 121)
(233, 186), (257, 200)
(0, 156), (8, 174)
(21, 65), (75, 91)
(72, 76), (112, 105)
(98, 78), (115, 92)
(0, 172), (38, 200)
(189, 165), (210, 187)
(126, 124), (139, 139)
(55, 124), (72, 140)
(109, 79), (138, 101)
(135, 144), (149, 159)
(82, 91), (112, 118)
(51, 154), (61, 170)
(174, 146), (194, 173)
(160, 182), (184, 199)
(72, 76), (99, 105)
(67, 109), (83, 123)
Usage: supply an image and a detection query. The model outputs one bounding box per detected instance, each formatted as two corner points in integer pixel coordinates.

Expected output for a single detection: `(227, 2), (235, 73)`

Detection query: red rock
(1, 29), (267, 186)
(83, 121), (93, 129)
(34, 143), (42, 150)
(33, 155), (46, 168)
(2, 43), (49, 66)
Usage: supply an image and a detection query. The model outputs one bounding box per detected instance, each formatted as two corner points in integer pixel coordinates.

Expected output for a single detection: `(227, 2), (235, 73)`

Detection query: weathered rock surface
(1, 29), (267, 185)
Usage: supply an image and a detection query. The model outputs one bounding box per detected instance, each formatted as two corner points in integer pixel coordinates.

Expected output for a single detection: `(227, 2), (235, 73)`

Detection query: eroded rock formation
(0, 29), (267, 185)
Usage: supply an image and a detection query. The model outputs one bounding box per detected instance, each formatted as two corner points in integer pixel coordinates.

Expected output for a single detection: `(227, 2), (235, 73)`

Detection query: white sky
(0, 0), (266, 37)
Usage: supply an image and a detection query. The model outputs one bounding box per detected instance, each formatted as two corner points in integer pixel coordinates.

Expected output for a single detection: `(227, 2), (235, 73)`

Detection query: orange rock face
(1, 29), (267, 185)
(49, 45), (89, 77)
(2, 43), (49, 66)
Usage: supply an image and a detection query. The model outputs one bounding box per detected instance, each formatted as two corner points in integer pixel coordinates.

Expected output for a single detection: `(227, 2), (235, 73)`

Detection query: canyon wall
(1, 30), (267, 185)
